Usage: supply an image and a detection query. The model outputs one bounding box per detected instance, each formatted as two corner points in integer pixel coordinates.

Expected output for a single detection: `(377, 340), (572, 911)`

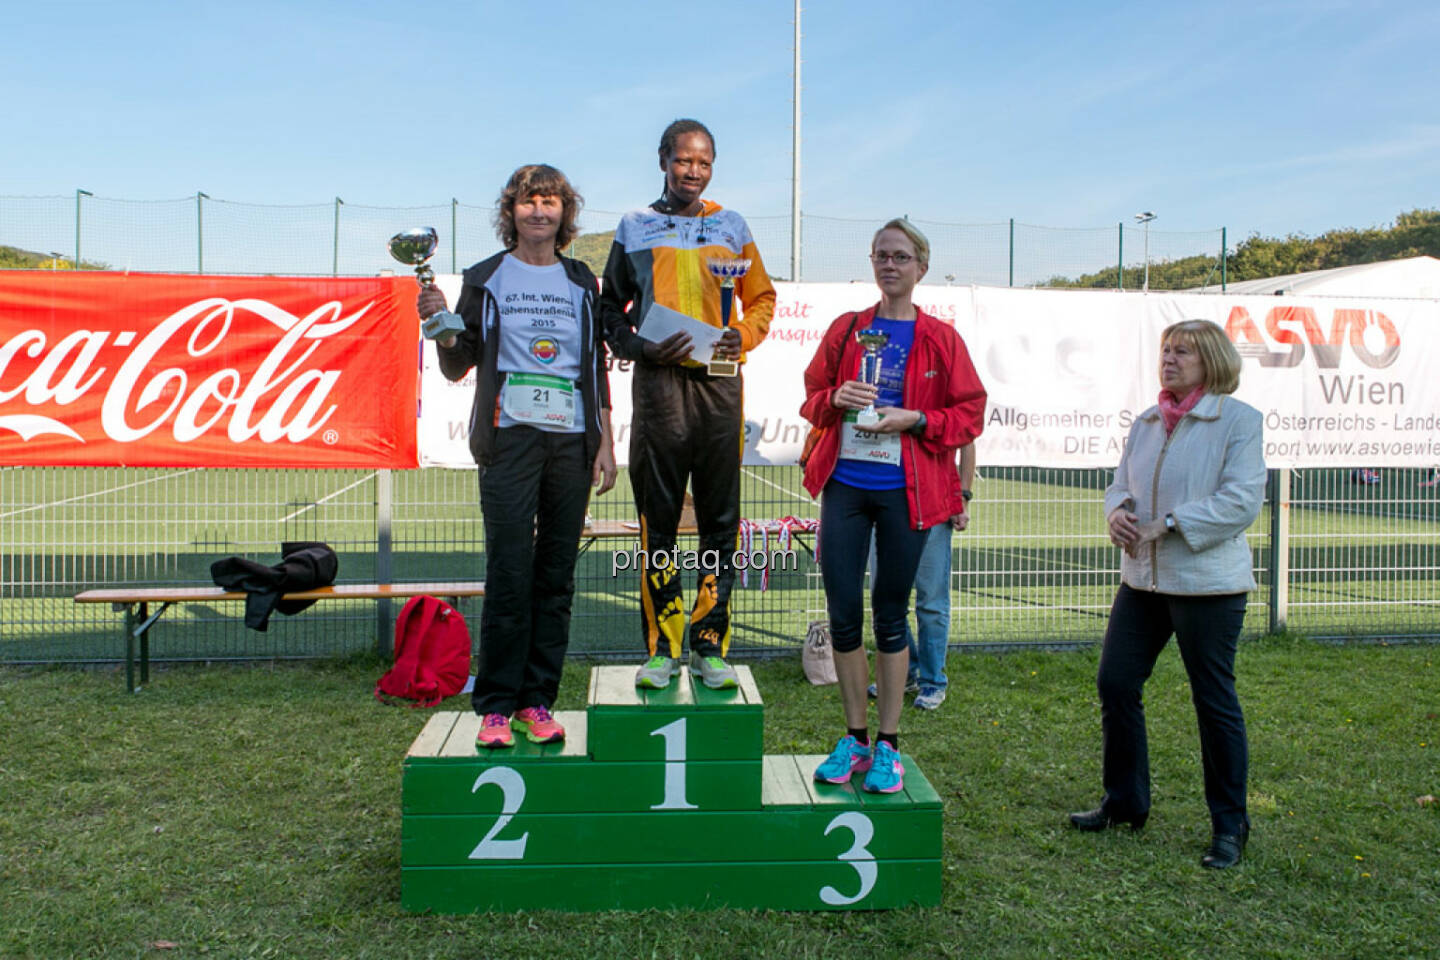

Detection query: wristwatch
(962, 489), (974, 502)
(1164, 513), (1176, 533)
(909, 411), (927, 436)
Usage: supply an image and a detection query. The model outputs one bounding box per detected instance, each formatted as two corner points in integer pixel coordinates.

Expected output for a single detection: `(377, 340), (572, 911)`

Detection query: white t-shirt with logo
(485, 255), (586, 434)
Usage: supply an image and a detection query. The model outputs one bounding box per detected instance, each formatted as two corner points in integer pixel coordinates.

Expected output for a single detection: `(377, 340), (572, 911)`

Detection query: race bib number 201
(838, 413), (901, 464)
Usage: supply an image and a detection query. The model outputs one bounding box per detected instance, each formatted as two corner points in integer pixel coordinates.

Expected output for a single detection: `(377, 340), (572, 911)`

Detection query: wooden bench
(75, 582), (485, 693)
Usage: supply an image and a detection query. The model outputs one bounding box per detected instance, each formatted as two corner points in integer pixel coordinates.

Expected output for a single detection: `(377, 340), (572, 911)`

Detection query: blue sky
(3, 0), (1437, 277)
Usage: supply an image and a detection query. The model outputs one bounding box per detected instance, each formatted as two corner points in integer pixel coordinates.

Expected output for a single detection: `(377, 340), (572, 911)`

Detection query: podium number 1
(650, 718), (698, 810)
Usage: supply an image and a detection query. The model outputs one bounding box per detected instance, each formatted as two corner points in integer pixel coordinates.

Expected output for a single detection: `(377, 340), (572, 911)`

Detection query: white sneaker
(913, 686), (947, 711)
(635, 655), (679, 689)
(688, 651), (739, 689)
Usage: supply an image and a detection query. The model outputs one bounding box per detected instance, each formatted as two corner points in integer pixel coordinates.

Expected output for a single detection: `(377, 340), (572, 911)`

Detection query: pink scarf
(1158, 386), (1205, 435)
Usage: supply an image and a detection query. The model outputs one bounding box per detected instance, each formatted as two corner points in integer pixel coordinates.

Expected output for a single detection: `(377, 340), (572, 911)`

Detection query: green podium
(401, 666), (942, 912)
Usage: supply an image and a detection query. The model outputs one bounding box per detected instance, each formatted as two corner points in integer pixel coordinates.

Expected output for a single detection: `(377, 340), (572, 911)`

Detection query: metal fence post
(1117, 222), (1123, 291)
(451, 198), (458, 274)
(1268, 467), (1290, 634)
(1221, 226), (1228, 292)
(74, 189), (92, 269)
(332, 197), (343, 277)
(376, 468), (394, 656)
(1008, 218), (1014, 287)
(196, 192), (208, 274)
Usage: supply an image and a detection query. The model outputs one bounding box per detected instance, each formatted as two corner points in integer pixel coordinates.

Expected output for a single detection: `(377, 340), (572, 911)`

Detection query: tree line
(1044, 208), (1440, 290)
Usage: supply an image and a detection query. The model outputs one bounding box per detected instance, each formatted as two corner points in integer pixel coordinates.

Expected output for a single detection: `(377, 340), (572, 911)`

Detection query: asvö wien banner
(420, 280), (1440, 470)
(0, 273), (419, 468)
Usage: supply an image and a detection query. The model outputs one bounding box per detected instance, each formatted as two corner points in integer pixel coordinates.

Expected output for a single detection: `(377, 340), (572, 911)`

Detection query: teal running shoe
(814, 735), (872, 784)
(862, 741), (905, 794)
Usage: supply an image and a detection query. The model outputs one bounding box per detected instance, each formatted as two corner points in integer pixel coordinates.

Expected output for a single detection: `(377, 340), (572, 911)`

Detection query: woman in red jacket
(801, 218), (986, 793)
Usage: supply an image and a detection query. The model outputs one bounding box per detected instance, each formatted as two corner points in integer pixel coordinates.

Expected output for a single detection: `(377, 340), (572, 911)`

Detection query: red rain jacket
(801, 305), (986, 530)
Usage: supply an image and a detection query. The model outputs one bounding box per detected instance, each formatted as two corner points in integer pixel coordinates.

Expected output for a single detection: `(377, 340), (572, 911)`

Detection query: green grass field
(1, 465), (1436, 666)
(2, 641), (1437, 958)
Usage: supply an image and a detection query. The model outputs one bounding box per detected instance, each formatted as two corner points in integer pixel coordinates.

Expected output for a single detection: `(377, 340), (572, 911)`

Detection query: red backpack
(374, 595), (472, 708)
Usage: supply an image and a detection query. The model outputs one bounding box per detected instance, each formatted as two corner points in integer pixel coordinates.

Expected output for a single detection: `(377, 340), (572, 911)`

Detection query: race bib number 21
(502, 373), (575, 428)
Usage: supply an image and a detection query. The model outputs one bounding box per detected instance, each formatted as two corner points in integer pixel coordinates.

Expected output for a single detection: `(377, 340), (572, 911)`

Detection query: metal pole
(1221, 226), (1228, 292)
(1268, 468), (1290, 634)
(1142, 220), (1150, 292)
(1117, 222), (1123, 291)
(451, 198), (458, 274)
(74, 189), (92, 270)
(333, 197), (343, 277)
(790, 0), (802, 281)
(1008, 217), (1014, 287)
(376, 468), (394, 655)
(196, 192), (208, 274)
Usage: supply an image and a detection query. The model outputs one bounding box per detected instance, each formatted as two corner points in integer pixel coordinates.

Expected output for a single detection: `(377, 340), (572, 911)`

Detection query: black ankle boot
(1201, 823), (1249, 869)
(1067, 806), (1148, 832)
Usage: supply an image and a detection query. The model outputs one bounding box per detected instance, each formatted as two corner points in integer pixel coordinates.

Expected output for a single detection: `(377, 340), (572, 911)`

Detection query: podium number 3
(468, 767), (529, 860)
(820, 811), (877, 905)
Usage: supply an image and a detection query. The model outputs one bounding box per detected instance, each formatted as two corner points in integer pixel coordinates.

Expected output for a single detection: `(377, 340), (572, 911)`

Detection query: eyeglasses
(870, 252), (915, 265)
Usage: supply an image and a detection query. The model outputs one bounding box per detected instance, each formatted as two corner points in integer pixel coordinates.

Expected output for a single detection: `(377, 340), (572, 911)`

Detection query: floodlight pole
(196, 192), (209, 274)
(333, 197), (344, 277)
(1134, 212), (1157, 291)
(74, 189), (92, 270)
(791, 0), (802, 281)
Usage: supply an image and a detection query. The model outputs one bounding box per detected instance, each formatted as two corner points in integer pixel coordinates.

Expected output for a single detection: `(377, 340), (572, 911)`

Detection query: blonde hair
(1161, 319), (1242, 395)
(871, 217), (930, 268)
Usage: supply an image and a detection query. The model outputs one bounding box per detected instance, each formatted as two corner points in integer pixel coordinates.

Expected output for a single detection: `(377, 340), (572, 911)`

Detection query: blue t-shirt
(831, 317), (914, 490)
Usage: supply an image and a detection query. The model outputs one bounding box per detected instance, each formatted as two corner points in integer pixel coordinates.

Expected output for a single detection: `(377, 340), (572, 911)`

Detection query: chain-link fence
(4, 462), (1436, 666)
(1, 194), (1224, 289)
(2, 195), (1433, 667)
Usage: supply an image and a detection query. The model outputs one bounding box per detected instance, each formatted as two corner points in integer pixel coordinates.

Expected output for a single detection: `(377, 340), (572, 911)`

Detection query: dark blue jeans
(819, 480), (926, 655)
(1097, 584), (1250, 834)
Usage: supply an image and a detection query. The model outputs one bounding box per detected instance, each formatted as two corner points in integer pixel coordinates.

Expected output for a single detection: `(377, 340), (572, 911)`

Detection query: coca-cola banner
(0, 273), (419, 467)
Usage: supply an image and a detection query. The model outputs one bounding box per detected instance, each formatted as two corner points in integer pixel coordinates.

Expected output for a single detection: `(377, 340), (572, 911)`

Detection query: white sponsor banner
(418, 277), (1440, 469)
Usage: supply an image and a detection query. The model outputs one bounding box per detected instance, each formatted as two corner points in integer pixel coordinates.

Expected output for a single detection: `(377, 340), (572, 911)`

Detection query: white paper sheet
(636, 302), (723, 364)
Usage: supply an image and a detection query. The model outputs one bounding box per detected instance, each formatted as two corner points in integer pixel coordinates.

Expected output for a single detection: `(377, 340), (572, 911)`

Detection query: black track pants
(629, 363), (742, 659)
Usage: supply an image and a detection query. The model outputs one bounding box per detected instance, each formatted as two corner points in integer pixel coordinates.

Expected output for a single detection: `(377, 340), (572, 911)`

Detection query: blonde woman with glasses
(800, 218), (985, 794)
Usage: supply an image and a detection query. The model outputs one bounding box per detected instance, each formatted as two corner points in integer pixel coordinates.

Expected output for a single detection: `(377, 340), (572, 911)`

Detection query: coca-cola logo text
(0, 297), (371, 444)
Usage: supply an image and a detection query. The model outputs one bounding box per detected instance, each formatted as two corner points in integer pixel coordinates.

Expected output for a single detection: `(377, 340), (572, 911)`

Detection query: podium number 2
(820, 812), (877, 905)
(468, 767), (529, 860)
(650, 718), (698, 810)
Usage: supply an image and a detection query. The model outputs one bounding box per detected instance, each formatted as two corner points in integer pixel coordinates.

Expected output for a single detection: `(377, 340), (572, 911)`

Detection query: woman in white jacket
(1069, 319), (1266, 870)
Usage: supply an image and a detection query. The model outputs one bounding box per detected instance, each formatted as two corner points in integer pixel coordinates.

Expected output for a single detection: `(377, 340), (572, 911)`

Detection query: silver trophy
(388, 227), (465, 341)
(705, 257), (751, 377)
(854, 329), (890, 428)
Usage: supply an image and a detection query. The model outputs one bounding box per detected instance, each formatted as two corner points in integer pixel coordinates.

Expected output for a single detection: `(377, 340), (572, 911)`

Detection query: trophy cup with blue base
(854, 330), (890, 428)
(706, 257), (751, 377)
(389, 227), (465, 341)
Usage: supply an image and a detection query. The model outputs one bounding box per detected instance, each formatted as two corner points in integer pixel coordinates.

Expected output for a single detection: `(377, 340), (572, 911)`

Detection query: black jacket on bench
(210, 542), (339, 631)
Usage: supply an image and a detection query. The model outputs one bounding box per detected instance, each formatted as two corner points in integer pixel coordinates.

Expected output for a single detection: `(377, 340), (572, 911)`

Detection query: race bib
(502, 372), (575, 428)
(838, 413), (902, 464)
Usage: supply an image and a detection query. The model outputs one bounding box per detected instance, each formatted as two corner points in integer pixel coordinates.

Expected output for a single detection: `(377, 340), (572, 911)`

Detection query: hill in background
(1, 244), (106, 270)
(564, 230), (613, 275)
(1045, 208), (1440, 290)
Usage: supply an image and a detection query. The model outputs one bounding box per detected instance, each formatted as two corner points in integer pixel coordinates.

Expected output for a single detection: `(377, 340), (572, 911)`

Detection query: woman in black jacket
(418, 164), (616, 749)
